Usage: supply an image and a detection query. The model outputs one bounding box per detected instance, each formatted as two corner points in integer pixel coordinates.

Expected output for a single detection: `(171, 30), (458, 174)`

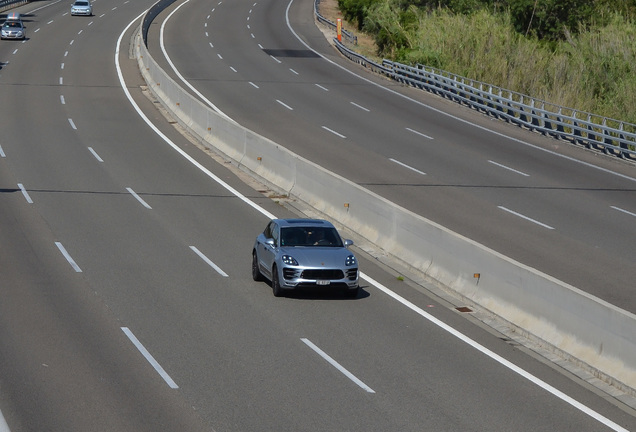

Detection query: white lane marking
(360, 271), (628, 432)
(117, 11), (275, 220)
(611, 206), (636, 218)
(389, 158), (426, 175)
(34, 28), (40, 32)
(209, 42), (213, 48)
(498, 206), (554, 230)
(121, 327), (178, 389)
(88, 21), (93, 26)
(205, 31), (208, 37)
(47, 20), (54, 24)
(120, 16), (629, 429)
(249, 81), (259, 89)
(289, 68), (298, 75)
(301, 338), (375, 393)
(61, 63), (65, 70)
(230, 66), (237, 73)
(78, 29), (83, 34)
(88, 147), (104, 162)
(12, 49), (18, 55)
(0, 146), (5, 158)
(489, 160), (530, 177)
(206, 14), (210, 19)
(64, 51), (69, 57)
(99, 13), (105, 17)
(70, 39), (74, 45)
(250, 33), (254, 38)
(111, 6), (116, 10)
(17, 184), (33, 203)
(276, 100), (293, 110)
(217, 53), (223, 59)
(59, 77), (63, 85)
(190, 246), (229, 277)
(406, 127), (433, 140)
(350, 101), (370, 112)
(204, 22), (207, 27)
(126, 187), (152, 209)
(160, 0), (234, 122)
(0, 407), (10, 432)
(258, 43), (263, 49)
(322, 126), (346, 138)
(315, 84), (329, 91)
(55, 242), (82, 272)
(68, 118), (77, 130)
(270, 55), (281, 64)
(60, 95), (65, 104)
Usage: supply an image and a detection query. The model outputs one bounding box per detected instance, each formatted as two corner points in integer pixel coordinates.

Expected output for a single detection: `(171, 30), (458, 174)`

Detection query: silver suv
(252, 219), (359, 297)
(1, 19), (25, 40)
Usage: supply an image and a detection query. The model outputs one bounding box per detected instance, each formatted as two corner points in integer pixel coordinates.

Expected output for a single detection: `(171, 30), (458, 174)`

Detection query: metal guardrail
(316, 3), (636, 162)
(0, 0), (28, 13)
(314, 0), (357, 45)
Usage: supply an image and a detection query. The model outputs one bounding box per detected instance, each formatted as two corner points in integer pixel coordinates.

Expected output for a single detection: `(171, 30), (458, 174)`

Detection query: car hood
(279, 246), (353, 267)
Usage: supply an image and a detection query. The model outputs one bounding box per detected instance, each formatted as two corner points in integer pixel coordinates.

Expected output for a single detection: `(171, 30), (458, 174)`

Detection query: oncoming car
(252, 219), (359, 297)
(71, 0), (93, 16)
(1, 19), (26, 40)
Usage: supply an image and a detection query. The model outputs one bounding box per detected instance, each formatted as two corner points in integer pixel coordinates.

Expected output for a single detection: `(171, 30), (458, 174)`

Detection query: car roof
(6, 12), (21, 20)
(274, 218), (335, 229)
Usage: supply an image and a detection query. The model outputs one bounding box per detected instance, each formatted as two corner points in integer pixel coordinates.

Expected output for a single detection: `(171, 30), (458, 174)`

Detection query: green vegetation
(337, 0), (636, 123)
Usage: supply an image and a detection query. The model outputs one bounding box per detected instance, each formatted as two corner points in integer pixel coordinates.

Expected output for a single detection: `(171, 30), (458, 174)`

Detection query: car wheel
(272, 265), (284, 297)
(252, 251), (263, 281)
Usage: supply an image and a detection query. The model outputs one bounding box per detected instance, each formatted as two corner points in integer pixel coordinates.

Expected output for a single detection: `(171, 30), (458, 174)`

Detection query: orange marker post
(337, 18), (342, 42)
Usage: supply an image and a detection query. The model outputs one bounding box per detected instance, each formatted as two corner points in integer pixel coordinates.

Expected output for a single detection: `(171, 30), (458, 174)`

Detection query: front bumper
(280, 266), (359, 289)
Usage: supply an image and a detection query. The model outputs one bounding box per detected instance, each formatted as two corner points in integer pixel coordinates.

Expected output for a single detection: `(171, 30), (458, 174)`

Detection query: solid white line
(276, 100), (293, 110)
(360, 271), (628, 431)
(611, 206), (636, 218)
(489, 160), (530, 177)
(322, 126), (346, 138)
(301, 338), (375, 393)
(68, 118), (77, 130)
(17, 183), (33, 203)
(350, 101), (370, 112)
(498, 206), (554, 230)
(88, 147), (103, 162)
(116, 12), (275, 221)
(0, 408), (10, 432)
(406, 127), (433, 140)
(121, 327), (178, 389)
(0, 145), (5, 158)
(160, 0), (234, 122)
(190, 246), (229, 277)
(55, 242), (82, 272)
(126, 187), (152, 209)
(389, 158), (426, 175)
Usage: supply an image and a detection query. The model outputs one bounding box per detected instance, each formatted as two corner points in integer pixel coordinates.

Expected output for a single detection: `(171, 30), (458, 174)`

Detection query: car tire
(252, 251), (263, 281)
(272, 265), (284, 297)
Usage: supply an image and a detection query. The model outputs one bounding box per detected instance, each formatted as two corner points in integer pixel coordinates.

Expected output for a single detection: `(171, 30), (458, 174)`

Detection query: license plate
(316, 280), (331, 286)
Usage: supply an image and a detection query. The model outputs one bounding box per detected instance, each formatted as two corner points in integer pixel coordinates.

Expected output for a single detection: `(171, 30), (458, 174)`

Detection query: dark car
(252, 218), (359, 297)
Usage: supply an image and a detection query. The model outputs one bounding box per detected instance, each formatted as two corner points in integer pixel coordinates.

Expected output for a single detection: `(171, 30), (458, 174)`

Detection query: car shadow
(266, 282), (370, 300)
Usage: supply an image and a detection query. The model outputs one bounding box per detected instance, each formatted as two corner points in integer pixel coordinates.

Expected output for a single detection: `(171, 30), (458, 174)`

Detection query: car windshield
(4, 22), (21, 28)
(75, 1), (89, 5)
(280, 227), (343, 247)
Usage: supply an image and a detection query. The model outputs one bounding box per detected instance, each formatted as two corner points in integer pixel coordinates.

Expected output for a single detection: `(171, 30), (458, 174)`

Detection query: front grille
(300, 269), (344, 279)
(283, 268), (300, 280)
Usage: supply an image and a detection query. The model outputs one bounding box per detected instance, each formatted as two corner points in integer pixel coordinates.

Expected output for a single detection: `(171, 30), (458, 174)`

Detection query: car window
(263, 221), (273, 239)
(271, 224), (280, 247)
(281, 227), (343, 247)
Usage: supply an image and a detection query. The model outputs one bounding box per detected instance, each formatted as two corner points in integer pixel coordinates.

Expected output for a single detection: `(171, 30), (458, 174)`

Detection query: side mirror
(265, 238), (275, 246)
(344, 239), (354, 247)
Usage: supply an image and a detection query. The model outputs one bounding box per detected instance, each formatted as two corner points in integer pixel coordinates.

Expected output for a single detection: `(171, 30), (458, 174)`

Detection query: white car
(71, 0), (93, 16)
(1, 20), (26, 40)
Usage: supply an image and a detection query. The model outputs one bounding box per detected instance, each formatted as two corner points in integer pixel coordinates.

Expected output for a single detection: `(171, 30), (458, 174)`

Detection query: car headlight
(345, 255), (356, 266)
(281, 255), (298, 266)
